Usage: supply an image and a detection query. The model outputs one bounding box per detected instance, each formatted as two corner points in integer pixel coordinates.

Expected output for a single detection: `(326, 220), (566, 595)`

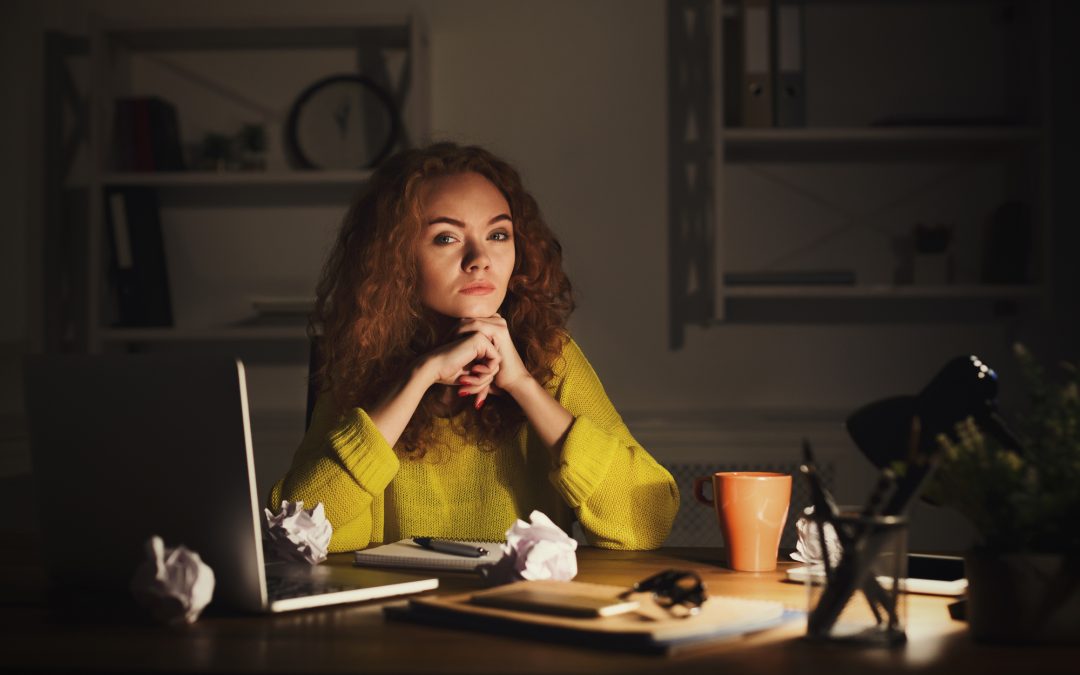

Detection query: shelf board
(102, 20), (413, 51)
(723, 284), (1044, 300)
(101, 170), (373, 187)
(100, 326), (310, 342)
(722, 126), (1042, 145)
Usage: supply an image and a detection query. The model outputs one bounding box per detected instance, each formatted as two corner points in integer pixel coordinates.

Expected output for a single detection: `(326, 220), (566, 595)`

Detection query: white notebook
(354, 539), (504, 572)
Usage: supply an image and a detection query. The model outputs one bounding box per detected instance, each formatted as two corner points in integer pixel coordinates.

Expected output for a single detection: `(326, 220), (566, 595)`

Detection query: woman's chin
(434, 298), (505, 320)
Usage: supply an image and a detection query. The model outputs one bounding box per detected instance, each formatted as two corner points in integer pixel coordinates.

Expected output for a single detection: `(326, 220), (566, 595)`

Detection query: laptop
(23, 353), (438, 613)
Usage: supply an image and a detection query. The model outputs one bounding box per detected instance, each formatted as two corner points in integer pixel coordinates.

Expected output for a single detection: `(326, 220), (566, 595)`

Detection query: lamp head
(846, 354), (1017, 470)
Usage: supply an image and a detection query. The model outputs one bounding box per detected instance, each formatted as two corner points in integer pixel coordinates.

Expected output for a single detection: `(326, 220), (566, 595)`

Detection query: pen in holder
(805, 511), (908, 646)
(800, 438), (908, 647)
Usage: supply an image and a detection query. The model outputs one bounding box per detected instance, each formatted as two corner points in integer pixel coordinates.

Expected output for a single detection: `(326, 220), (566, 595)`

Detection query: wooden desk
(0, 545), (1075, 674)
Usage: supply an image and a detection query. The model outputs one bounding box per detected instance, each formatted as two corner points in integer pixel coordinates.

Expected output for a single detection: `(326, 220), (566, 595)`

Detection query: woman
(270, 142), (678, 552)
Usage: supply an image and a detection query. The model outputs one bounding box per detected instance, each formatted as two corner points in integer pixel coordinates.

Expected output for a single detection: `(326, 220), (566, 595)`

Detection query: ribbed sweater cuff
(328, 408), (400, 492)
(552, 416), (617, 508)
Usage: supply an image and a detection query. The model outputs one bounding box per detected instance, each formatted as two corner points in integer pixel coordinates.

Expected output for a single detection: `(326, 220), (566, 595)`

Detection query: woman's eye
(490, 231), (511, 241)
(434, 234), (457, 245)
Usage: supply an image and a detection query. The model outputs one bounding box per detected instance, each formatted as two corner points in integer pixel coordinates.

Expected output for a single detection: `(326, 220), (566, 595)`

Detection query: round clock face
(288, 75), (398, 170)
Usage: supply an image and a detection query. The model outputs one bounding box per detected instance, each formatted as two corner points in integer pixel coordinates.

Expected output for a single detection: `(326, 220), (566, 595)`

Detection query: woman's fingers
(450, 333), (501, 394)
(430, 332), (499, 386)
(456, 371), (495, 391)
(456, 316), (509, 344)
(472, 383), (491, 409)
(430, 326), (509, 409)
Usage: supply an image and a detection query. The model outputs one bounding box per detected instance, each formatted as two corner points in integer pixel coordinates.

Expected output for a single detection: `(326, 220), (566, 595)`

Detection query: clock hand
(334, 98), (350, 137)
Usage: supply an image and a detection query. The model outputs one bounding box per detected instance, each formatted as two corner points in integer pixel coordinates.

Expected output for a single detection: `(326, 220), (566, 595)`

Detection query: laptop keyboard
(265, 575), (356, 601)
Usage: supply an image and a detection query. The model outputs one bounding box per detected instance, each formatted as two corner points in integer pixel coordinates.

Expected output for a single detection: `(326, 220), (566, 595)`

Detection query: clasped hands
(425, 313), (529, 409)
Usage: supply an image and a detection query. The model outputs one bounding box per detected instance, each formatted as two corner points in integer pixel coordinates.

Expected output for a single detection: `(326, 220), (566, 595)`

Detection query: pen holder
(805, 513), (908, 646)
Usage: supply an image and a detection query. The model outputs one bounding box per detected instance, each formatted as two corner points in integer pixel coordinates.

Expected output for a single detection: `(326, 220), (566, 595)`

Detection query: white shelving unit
(85, 14), (429, 351)
(668, 0), (1052, 344)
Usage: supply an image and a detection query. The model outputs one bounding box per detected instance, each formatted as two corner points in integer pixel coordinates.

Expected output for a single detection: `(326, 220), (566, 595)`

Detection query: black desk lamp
(845, 355), (1021, 514)
(803, 354), (1020, 639)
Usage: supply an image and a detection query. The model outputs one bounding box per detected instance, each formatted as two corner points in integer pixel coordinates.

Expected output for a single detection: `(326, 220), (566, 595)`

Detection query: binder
(722, 2), (743, 127)
(741, 0), (773, 127)
(774, 0), (806, 127)
(105, 187), (173, 327)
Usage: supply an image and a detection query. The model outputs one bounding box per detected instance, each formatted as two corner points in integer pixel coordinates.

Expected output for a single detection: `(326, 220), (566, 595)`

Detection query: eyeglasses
(619, 569), (708, 618)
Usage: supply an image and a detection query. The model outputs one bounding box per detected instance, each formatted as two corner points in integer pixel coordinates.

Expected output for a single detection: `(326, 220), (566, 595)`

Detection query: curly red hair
(312, 142), (574, 458)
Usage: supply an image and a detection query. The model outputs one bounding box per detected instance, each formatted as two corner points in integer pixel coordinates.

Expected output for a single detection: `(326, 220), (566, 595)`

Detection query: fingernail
(475, 397), (486, 410)
(458, 390), (470, 397)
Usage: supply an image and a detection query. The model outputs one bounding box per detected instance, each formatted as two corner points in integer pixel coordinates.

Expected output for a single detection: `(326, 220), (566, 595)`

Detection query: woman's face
(415, 171), (515, 319)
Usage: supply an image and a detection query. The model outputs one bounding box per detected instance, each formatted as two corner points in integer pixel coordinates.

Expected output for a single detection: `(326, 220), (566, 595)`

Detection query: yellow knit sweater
(269, 338), (679, 552)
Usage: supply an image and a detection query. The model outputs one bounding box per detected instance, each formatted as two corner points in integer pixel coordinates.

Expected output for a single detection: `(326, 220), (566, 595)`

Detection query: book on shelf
(104, 187), (173, 327)
(384, 579), (796, 654)
(724, 269), (855, 286)
(112, 97), (185, 172)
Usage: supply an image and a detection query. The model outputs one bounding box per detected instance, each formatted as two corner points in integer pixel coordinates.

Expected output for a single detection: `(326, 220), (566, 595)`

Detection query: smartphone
(785, 553), (967, 596)
(903, 554), (966, 595)
(470, 588), (641, 618)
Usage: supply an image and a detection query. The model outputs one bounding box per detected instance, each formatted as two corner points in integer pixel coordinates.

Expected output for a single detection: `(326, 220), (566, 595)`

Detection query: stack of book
(112, 97), (185, 171)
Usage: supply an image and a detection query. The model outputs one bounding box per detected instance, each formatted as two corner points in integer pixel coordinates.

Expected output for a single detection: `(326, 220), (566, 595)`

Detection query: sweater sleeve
(267, 393), (400, 552)
(547, 339), (679, 550)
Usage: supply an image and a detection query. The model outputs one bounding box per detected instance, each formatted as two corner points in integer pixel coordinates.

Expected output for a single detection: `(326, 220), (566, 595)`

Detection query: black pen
(412, 537), (487, 558)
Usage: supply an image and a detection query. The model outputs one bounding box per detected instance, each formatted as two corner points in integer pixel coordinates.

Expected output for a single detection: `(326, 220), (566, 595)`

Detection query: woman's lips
(460, 284), (495, 296)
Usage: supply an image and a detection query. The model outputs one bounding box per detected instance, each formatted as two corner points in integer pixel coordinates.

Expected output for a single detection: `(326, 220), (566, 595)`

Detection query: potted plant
(924, 344), (1080, 644)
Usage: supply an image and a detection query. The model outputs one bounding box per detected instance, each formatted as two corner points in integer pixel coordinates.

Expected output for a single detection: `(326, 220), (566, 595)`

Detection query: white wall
(7, 0), (1042, 549)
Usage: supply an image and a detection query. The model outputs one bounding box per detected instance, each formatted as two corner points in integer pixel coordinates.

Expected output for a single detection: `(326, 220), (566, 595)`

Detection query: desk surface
(0, 544), (1075, 674)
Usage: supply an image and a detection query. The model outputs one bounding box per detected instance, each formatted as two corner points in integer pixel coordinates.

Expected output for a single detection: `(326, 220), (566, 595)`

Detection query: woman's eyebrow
(426, 214), (513, 227)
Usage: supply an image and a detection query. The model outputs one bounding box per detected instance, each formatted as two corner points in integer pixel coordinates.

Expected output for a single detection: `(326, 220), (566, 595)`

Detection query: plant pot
(964, 550), (1080, 645)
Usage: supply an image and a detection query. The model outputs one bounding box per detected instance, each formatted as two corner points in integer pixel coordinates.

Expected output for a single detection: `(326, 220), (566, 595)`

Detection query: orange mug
(693, 471), (792, 572)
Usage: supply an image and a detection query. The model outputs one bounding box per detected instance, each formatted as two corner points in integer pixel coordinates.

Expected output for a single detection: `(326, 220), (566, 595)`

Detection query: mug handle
(692, 477), (714, 506)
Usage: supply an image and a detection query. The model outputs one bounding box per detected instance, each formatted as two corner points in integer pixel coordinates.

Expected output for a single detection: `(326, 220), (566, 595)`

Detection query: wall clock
(286, 74), (399, 170)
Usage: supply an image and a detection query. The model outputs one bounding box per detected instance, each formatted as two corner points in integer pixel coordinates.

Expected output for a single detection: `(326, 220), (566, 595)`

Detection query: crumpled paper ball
(790, 506), (842, 567)
(263, 500), (332, 565)
(480, 510), (578, 585)
(130, 535), (215, 625)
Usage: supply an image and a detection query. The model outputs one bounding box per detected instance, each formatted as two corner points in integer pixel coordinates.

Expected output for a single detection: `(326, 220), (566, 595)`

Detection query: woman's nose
(462, 242), (491, 271)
